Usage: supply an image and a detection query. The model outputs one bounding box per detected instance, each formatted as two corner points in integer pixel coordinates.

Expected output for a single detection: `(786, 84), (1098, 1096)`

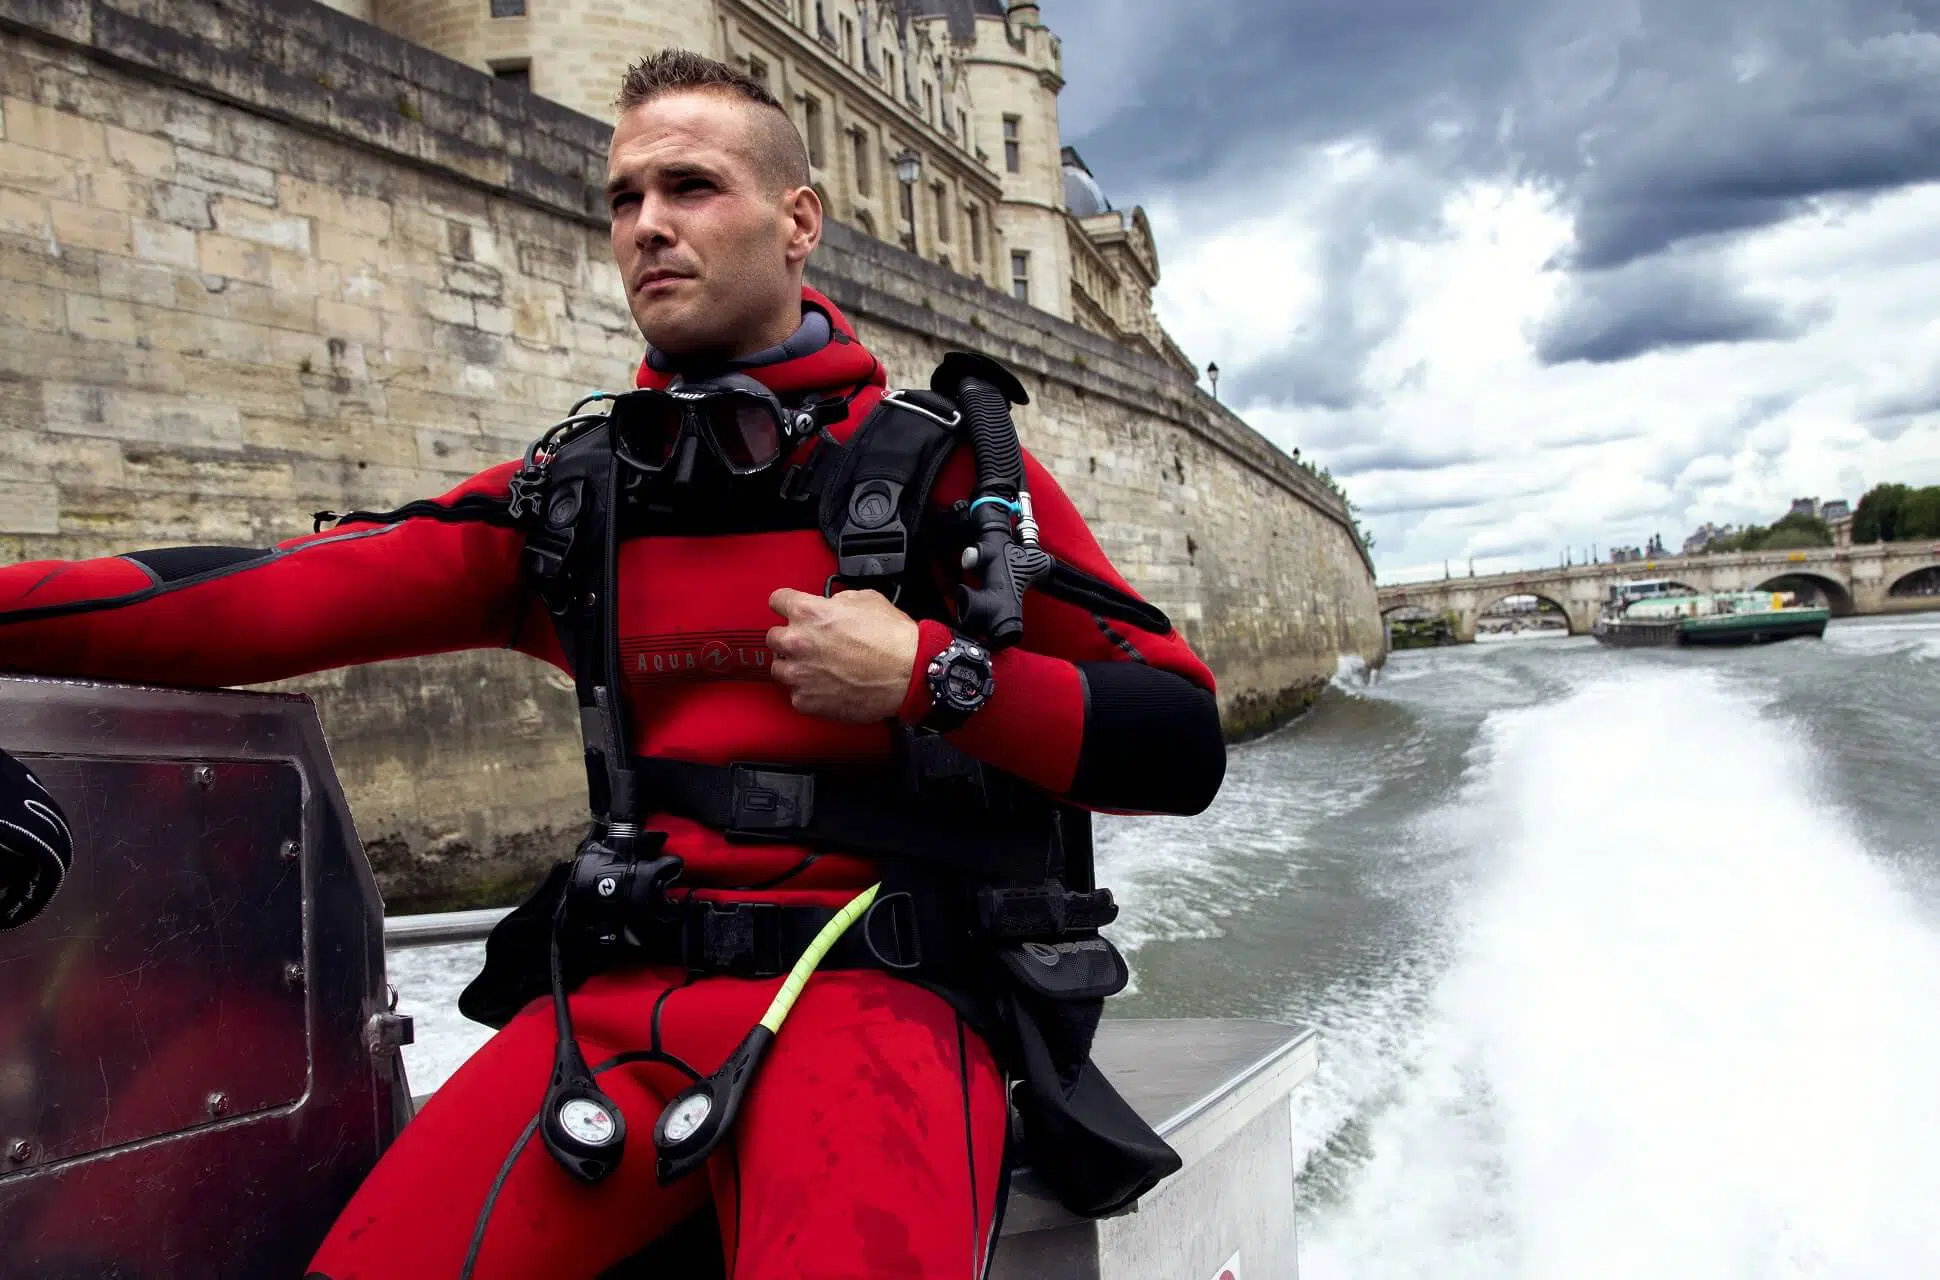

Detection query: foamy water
(1297, 637), (1940, 1278)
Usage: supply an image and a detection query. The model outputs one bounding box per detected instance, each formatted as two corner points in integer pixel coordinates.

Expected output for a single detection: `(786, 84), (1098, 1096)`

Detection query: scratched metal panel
(0, 759), (306, 1164)
(0, 678), (409, 1280)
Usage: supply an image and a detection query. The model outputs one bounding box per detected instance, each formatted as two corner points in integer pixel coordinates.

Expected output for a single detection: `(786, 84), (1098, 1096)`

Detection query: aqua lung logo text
(623, 632), (772, 683)
(1022, 940), (1109, 967)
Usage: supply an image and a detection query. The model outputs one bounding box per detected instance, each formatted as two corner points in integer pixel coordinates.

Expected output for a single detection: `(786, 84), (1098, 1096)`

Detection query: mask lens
(616, 394), (688, 471)
(703, 394), (784, 473)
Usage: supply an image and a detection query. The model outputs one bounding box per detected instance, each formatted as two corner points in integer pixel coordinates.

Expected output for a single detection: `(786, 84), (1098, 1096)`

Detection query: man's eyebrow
(605, 161), (720, 197)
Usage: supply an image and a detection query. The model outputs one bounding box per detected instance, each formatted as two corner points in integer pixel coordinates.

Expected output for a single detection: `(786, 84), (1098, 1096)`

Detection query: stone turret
(954, 0), (1069, 315)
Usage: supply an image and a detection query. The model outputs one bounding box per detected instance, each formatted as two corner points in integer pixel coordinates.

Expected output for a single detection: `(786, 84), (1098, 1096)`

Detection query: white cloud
(1148, 146), (1940, 582)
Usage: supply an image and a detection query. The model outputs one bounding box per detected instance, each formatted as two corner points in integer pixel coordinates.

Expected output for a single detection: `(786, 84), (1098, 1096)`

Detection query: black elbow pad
(1067, 662), (1226, 814)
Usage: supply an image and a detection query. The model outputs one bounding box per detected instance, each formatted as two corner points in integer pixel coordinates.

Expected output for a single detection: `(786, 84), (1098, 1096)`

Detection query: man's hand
(0, 746), (73, 932)
(768, 587), (921, 723)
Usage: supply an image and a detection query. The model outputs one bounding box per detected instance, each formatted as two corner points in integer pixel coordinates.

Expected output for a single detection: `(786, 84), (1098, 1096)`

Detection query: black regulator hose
(958, 378), (1024, 502)
(931, 352), (1051, 648)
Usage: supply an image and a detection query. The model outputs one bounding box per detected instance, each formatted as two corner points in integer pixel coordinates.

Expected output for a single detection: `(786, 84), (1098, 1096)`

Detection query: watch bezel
(923, 636), (994, 725)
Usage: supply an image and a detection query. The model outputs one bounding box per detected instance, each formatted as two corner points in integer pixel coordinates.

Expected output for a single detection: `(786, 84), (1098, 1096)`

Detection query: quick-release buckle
(824, 478), (908, 600)
(723, 765), (816, 842)
(684, 901), (785, 978)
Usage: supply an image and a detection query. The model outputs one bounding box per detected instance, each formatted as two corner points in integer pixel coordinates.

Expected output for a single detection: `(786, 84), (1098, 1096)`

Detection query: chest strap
(632, 755), (1055, 882)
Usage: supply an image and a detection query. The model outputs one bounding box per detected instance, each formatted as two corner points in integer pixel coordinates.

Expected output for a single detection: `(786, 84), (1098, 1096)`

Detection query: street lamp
(893, 148), (920, 249)
(1205, 360), (1219, 402)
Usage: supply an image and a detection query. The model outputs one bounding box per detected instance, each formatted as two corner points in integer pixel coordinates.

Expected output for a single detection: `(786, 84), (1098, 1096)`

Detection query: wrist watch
(918, 633), (995, 734)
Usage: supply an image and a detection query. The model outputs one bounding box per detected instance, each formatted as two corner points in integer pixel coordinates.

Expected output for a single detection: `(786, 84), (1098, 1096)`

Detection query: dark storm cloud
(1531, 257), (1829, 365)
(1047, 0), (1940, 361)
(1557, 23), (1940, 269)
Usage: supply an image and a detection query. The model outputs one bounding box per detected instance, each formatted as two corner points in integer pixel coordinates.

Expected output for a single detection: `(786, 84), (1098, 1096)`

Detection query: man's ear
(783, 185), (822, 266)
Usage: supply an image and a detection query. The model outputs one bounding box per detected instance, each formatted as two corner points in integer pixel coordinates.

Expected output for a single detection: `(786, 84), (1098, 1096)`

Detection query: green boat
(1592, 579), (1830, 648)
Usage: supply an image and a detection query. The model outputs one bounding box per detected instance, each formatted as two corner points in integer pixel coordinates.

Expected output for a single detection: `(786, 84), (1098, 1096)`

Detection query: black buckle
(506, 464), (548, 523)
(777, 462), (815, 503)
(724, 765), (816, 842)
(684, 901), (785, 978)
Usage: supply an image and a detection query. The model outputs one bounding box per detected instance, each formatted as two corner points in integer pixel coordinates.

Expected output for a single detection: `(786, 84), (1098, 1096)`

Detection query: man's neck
(648, 300), (831, 376)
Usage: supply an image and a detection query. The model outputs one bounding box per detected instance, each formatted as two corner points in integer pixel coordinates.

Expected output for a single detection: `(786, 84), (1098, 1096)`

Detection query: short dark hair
(614, 50), (810, 193)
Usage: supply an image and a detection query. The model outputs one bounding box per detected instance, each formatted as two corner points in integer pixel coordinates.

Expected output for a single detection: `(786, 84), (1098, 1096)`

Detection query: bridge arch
(1755, 572), (1855, 617)
(1888, 563), (1940, 600)
(1477, 590), (1577, 636)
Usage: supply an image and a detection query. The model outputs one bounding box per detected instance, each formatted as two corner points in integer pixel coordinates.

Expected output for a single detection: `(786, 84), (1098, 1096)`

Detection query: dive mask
(611, 373), (819, 477)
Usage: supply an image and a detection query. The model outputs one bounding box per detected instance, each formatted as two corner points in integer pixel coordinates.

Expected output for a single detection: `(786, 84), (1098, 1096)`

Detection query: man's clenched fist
(0, 746), (73, 932)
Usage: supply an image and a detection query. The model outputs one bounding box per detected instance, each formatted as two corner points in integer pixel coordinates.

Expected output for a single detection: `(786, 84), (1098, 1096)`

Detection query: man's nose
(633, 194), (676, 248)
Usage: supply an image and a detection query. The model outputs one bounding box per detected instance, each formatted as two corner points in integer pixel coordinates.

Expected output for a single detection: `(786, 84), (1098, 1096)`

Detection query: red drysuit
(0, 288), (1216, 1278)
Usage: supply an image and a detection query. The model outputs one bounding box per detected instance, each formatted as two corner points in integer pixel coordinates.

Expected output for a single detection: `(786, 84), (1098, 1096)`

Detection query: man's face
(606, 91), (817, 359)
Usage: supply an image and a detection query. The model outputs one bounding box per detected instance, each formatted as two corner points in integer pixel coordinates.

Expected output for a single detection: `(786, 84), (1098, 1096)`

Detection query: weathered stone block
(473, 300), (513, 335)
(444, 260), (504, 300)
(41, 382), (245, 451)
(314, 221), (389, 270)
(130, 215), (196, 266)
(148, 181), (213, 229)
(0, 479), (61, 535)
(95, 253), (177, 306)
(8, 278), (64, 332)
(278, 174), (393, 238)
(516, 238), (577, 285)
(173, 146), (278, 205)
(46, 199), (129, 254)
(103, 122), (176, 179)
(1, 94), (105, 158)
(211, 196), (314, 254)
(316, 297), (384, 346)
(196, 230), (274, 285)
(0, 138), (80, 198)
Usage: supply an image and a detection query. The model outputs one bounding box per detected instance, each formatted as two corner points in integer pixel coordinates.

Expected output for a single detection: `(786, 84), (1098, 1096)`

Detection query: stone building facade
(0, 0), (1381, 910)
(313, 0), (1195, 375)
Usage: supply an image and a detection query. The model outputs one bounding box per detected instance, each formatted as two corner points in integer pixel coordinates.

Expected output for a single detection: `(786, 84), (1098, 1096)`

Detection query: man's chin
(636, 308), (736, 359)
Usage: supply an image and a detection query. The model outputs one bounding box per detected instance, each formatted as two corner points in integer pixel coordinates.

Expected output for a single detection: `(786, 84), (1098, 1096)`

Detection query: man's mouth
(636, 270), (691, 294)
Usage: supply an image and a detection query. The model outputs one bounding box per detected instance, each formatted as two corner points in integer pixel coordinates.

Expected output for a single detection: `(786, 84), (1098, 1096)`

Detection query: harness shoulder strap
(512, 420), (632, 818)
(817, 389), (965, 602)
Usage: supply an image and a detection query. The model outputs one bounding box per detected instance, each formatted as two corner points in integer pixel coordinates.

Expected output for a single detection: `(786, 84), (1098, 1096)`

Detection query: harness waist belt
(634, 756), (1054, 880)
(635, 894), (922, 979)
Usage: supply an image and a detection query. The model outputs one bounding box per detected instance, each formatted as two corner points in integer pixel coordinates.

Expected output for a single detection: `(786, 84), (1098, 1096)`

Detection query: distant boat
(1592, 579), (1830, 648)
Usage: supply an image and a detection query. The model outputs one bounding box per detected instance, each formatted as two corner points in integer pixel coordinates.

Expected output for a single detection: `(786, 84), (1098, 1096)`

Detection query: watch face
(943, 658), (986, 708)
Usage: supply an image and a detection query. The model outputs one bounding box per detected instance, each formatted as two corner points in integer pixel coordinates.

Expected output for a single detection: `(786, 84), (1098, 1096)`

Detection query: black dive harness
(443, 351), (1181, 1217)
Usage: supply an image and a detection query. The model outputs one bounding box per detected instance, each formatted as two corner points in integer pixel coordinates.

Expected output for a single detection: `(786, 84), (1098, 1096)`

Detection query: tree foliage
(1853, 483), (1940, 541)
(1703, 512), (1833, 553)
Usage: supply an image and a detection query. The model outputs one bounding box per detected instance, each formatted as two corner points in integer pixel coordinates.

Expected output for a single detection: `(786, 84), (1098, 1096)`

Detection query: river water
(395, 614), (1940, 1276)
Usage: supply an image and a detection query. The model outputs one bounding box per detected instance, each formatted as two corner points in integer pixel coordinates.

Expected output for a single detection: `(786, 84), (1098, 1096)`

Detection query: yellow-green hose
(758, 882), (880, 1034)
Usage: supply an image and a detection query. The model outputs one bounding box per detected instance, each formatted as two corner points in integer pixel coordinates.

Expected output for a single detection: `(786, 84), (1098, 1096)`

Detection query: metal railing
(384, 907), (510, 949)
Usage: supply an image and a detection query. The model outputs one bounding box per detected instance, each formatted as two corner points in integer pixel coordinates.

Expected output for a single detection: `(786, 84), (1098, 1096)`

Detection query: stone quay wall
(0, 0), (1381, 910)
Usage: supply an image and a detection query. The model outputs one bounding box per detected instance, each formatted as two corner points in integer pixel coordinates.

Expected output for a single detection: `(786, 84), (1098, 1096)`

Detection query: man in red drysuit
(0, 51), (1225, 1278)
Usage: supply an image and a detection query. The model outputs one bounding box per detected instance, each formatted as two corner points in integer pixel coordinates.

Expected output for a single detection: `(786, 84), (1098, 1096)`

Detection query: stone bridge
(1377, 541), (1940, 642)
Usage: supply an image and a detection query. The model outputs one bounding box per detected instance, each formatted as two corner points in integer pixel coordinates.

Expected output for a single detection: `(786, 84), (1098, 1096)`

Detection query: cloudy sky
(1042, 0), (1940, 582)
